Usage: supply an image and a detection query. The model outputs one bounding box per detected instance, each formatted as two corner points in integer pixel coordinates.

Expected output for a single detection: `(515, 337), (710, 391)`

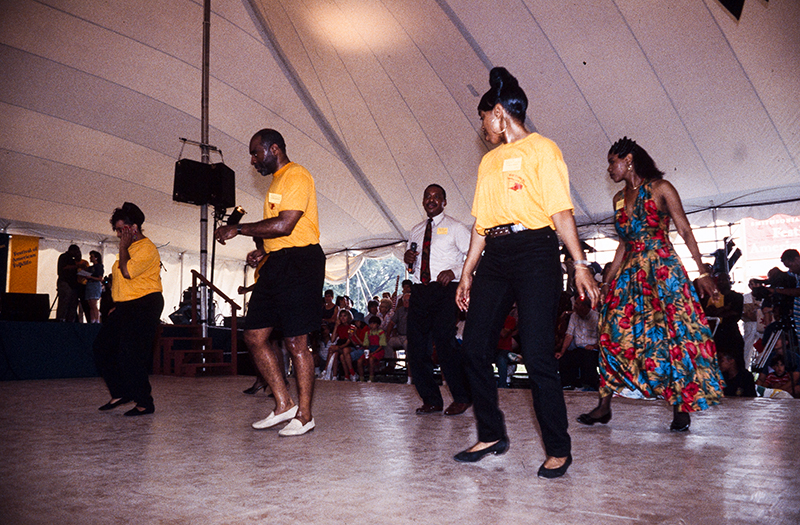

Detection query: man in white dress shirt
(404, 184), (472, 415)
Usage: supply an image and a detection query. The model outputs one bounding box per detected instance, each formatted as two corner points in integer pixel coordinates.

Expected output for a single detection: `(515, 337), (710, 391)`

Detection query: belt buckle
(487, 224), (512, 238)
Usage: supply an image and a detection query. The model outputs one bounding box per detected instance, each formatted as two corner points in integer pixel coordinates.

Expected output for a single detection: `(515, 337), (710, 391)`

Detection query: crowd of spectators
(317, 282), (410, 382)
(250, 246), (800, 402)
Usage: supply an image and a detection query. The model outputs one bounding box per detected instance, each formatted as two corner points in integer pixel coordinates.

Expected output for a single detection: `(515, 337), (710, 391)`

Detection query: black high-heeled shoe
(243, 382), (267, 395)
(576, 410), (612, 426)
(454, 437), (510, 463)
(670, 411), (690, 432)
(538, 454), (572, 479)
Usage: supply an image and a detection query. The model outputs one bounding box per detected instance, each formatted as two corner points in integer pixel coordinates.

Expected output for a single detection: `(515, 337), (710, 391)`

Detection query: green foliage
(324, 256), (405, 314)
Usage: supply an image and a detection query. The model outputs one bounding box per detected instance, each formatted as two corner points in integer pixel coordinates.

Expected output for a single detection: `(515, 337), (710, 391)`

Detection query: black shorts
(245, 244), (325, 337)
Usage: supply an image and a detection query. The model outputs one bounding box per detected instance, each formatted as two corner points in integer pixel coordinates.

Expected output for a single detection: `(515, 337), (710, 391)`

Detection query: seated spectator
(335, 295), (356, 323)
(365, 300), (379, 322)
(377, 298), (396, 332)
(388, 292), (410, 359)
(357, 316), (389, 382)
(321, 289), (339, 331)
(320, 310), (354, 380)
(718, 352), (756, 397)
(555, 296), (600, 390)
(756, 355), (800, 397)
(495, 306), (518, 389)
(341, 319), (369, 381)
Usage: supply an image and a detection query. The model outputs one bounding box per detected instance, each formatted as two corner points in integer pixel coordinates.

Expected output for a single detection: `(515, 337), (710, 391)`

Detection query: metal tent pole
(199, 0), (211, 337)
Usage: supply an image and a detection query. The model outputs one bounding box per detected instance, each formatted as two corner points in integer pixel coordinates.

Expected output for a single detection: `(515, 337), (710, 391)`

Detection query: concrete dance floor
(1, 376), (798, 524)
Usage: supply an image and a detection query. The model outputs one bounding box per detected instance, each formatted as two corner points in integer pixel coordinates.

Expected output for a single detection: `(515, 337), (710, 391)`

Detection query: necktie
(420, 218), (432, 285)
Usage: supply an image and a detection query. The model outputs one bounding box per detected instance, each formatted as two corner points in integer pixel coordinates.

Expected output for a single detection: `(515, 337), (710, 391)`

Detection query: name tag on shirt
(503, 158), (522, 172)
(615, 197), (624, 210)
(268, 193), (282, 204)
(437, 227), (448, 235)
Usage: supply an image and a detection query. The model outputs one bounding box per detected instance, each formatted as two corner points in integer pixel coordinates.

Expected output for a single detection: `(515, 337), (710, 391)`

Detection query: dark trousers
(94, 292), (164, 408)
(559, 344), (599, 390)
(407, 282), (471, 406)
(56, 280), (79, 322)
(461, 228), (570, 457)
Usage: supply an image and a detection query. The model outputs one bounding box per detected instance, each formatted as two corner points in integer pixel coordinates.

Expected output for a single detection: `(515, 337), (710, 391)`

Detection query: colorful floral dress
(598, 182), (724, 411)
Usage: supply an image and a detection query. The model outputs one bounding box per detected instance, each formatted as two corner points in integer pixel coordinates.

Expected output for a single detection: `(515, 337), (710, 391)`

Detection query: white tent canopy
(2, 0), (799, 303)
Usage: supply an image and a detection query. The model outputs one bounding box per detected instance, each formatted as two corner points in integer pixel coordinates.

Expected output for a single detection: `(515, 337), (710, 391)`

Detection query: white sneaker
(350, 374), (358, 382)
(278, 418), (316, 436)
(252, 405), (298, 429)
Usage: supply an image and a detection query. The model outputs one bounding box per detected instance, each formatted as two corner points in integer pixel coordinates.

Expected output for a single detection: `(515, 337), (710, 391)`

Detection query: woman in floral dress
(577, 137), (724, 431)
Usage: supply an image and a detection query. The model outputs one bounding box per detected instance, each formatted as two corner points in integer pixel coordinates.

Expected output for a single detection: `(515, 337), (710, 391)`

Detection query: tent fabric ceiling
(1, 0), (798, 262)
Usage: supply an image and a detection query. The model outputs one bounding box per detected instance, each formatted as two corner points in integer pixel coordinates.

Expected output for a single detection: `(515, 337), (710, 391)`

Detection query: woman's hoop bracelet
(573, 259), (591, 267)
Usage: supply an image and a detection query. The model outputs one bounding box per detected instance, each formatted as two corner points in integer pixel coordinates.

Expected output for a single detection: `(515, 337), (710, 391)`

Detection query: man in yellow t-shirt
(215, 129), (325, 437)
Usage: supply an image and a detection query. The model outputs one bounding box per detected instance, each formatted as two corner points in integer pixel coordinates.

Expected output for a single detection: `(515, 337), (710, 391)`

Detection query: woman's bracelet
(573, 259), (591, 267)
(697, 272), (710, 279)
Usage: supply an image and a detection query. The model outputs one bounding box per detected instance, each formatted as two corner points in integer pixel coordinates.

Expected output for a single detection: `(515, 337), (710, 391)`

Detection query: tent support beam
(198, 0), (212, 337)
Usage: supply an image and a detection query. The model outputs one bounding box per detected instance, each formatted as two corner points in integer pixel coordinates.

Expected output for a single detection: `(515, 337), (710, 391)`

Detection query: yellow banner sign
(9, 235), (39, 293)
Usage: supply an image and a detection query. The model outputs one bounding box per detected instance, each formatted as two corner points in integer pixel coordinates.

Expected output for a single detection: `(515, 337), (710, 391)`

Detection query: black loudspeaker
(173, 160), (235, 209)
(0, 293), (50, 322)
(209, 163), (235, 209)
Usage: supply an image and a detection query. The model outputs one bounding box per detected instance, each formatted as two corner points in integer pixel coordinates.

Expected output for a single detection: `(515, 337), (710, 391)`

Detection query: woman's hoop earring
(493, 118), (507, 135)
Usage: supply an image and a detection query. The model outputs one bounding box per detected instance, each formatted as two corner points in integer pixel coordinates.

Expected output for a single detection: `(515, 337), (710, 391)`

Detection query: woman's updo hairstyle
(478, 67), (528, 123)
(110, 202), (146, 229)
(608, 136), (664, 181)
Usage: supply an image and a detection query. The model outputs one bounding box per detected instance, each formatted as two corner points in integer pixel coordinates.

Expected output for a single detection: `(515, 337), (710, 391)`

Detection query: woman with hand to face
(94, 203), (164, 416)
(578, 137), (724, 432)
(454, 67), (599, 478)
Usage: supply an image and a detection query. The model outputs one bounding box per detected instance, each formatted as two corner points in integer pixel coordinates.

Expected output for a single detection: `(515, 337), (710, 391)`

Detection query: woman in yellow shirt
(94, 202), (164, 416)
(454, 68), (599, 478)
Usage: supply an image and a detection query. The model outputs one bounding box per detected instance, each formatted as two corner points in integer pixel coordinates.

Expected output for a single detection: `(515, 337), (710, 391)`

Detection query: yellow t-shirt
(111, 237), (162, 302)
(472, 133), (574, 234)
(262, 162), (320, 253)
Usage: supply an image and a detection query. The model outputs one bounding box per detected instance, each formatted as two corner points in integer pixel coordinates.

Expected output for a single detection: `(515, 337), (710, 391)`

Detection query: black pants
(407, 282), (471, 407)
(559, 345), (599, 390)
(94, 292), (164, 408)
(461, 228), (570, 457)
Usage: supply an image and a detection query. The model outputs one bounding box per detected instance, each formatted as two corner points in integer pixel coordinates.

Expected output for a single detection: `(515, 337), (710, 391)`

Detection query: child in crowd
(341, 319), (370, 381)
(358, 316), (388, 382)
(757, 354), (800, 397)
(718, 352), (756, 397)
(320, 310), (353, 380)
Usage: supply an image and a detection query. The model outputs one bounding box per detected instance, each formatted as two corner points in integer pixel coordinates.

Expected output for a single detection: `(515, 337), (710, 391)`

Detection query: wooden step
(181, 361), (235, 376)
